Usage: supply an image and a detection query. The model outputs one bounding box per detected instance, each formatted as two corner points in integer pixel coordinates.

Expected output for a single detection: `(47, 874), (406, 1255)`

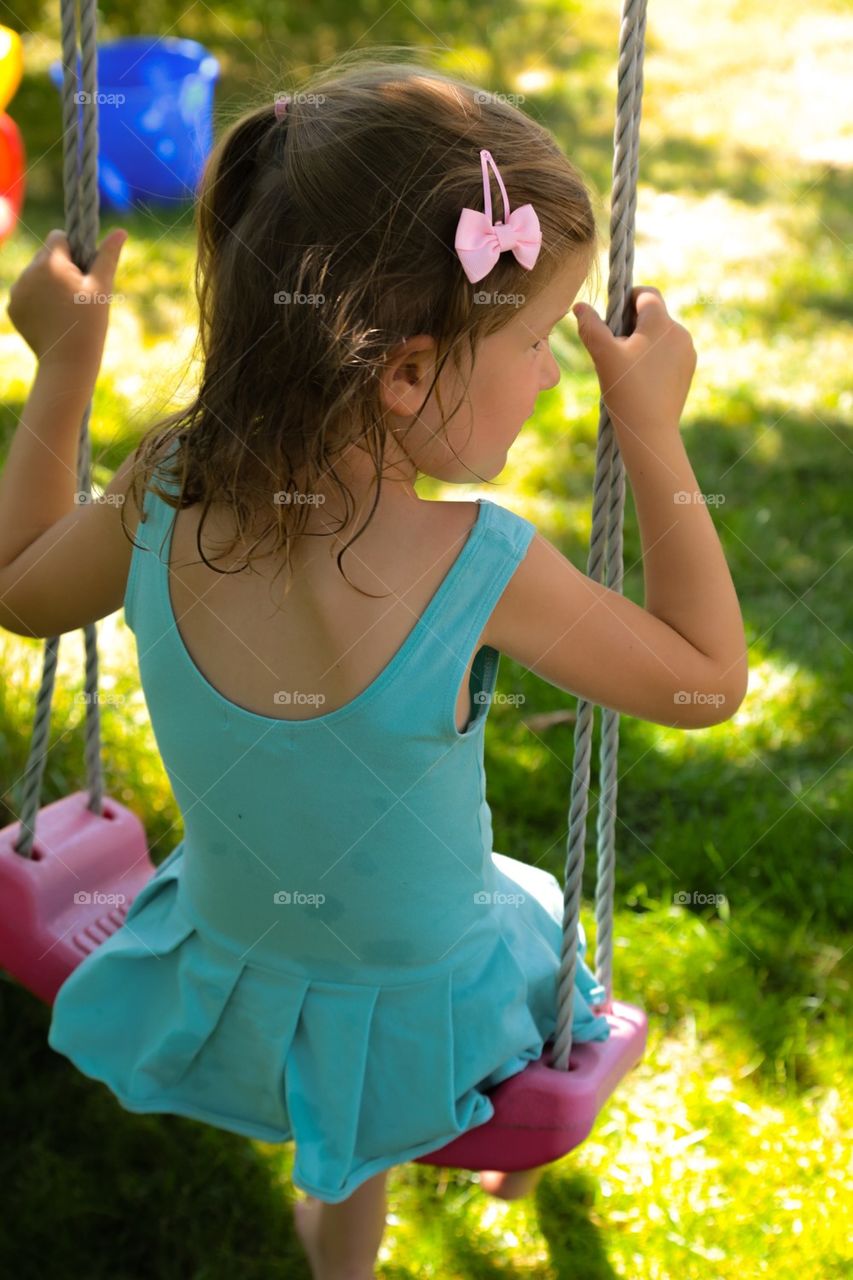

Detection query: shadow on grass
(0, 982), (306, 1278)
(1, 976), (627, 1277)
(536, 1170), (618, 1280)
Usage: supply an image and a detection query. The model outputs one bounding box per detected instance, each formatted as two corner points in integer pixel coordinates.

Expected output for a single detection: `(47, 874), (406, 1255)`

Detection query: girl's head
(128, 52), (600, 586)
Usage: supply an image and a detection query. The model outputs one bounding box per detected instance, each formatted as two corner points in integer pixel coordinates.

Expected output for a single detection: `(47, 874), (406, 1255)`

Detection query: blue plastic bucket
(49, 36), (219, 212)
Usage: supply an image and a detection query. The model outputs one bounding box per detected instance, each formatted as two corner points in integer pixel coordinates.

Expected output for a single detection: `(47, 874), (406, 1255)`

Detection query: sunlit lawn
(1, 1), (850, 1276)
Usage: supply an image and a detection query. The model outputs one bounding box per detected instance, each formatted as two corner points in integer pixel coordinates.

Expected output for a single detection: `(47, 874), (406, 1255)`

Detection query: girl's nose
(540, 350), (561, 392)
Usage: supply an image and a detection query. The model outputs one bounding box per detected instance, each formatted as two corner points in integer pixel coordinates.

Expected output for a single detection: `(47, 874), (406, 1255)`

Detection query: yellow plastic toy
(0, 25), (23, 113)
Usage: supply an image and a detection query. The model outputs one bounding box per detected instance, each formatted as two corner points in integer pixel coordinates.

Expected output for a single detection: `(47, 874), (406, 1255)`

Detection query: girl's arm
(0, 359), (99, 567)
(0, 228), (141, 638)
(0, 433), (139, 639)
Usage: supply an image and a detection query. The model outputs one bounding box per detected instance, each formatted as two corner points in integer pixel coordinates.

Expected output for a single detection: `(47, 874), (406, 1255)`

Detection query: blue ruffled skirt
(48, 846), (610, 1203)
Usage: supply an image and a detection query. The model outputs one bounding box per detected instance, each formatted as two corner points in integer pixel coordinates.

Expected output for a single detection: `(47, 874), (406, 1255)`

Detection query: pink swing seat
(414, 1000), (648, 1171)
(0, 789), (155, 1005)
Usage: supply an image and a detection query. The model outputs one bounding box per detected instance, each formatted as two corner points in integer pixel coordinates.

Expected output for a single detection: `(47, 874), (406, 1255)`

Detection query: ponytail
(195, 105), (285, 258)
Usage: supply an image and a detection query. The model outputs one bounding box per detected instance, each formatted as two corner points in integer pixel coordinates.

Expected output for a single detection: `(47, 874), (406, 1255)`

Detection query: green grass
(1, 1), (851, 1277)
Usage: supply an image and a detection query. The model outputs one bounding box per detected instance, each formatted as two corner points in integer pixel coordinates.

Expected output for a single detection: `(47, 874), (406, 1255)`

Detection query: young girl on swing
(1, 57), (747, 1280)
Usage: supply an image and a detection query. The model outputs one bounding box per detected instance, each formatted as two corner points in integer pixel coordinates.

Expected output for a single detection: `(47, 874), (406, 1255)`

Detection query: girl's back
(162, 488), (485, 733)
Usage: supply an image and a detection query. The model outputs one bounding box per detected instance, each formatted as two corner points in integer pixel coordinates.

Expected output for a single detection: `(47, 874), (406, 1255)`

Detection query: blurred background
(0, 2), (850, 1277)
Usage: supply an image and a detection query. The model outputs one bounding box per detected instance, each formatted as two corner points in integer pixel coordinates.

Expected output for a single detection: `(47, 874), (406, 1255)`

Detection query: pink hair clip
(454, 149), (542, 285)
(274, 94), (292, 121)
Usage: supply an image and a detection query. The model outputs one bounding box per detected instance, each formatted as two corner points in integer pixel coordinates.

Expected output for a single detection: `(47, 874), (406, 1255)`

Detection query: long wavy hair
(122, 50), (601, 598)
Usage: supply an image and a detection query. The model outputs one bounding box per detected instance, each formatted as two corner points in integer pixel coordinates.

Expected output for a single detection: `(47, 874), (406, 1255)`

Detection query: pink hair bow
(454, 149), (542, 285)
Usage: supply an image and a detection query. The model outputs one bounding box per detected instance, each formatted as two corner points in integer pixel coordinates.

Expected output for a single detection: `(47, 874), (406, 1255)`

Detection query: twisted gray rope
(13, 0), (103, 857)
(552, 0), (647, 1072)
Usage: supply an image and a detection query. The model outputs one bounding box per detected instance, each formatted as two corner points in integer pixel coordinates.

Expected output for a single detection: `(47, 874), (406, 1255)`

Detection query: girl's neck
(219, 439), (426, 566)
(294, 438), (423, 538)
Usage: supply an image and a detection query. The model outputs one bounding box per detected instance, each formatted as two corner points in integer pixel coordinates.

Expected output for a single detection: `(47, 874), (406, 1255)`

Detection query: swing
(0, 0), (157, 1007)
(0, 0), (649, 1172)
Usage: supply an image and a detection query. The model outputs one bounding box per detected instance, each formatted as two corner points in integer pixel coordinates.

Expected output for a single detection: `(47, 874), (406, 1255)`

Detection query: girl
(1, 58), (747, 1280)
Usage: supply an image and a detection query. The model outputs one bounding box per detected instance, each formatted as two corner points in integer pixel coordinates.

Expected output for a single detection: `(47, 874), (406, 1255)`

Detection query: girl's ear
(377, 335), (437, 418)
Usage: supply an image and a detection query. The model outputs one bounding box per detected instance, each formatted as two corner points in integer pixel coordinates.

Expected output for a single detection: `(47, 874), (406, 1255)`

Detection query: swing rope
(13, 0), (102, 859)
(12, 0), (648, 1082)
(553, 0), (647, 1072)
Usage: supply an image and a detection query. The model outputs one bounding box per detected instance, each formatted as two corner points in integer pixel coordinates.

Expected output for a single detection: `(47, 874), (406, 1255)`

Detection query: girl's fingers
(88, 228), (128, 290)
(42, 228), (69, 256)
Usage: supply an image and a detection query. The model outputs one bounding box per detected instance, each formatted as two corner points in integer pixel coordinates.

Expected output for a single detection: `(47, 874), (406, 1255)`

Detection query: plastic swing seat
(0, 790), (156, 1006)
(414, 1001), (648, 1172)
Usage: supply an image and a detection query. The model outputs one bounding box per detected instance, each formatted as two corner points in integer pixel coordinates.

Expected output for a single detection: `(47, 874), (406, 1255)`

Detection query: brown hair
(122, 49), (600, 598)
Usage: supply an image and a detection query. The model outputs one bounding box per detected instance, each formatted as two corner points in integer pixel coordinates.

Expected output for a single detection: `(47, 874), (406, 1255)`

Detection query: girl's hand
(5, 227), (128, 372)
(573, 286), (697, 438)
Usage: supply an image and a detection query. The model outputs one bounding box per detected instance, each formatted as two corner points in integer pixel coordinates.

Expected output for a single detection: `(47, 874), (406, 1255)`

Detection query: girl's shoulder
(121, 434), (186, 537)
(428, 495), (538, 543)
(425, 496), (539, 652)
